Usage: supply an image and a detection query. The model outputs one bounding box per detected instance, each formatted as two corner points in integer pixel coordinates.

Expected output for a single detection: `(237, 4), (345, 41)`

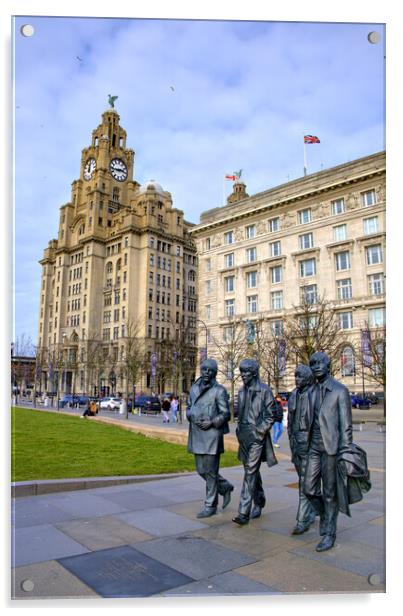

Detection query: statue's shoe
(222, 486), (234, 509)
(315, 534), (336, 552)
(196, 507), (217, 519)
(291, 522), (311, 535)
(232, 514), (249, 525)
(250, 505), (263, 519)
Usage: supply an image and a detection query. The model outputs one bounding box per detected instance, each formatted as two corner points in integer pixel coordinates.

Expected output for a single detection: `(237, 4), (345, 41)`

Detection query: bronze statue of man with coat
(187, 359), (234, 518)
(287, 364), (317, 535)
(303, 351), (354, 552)
(232, 358), (278, 525)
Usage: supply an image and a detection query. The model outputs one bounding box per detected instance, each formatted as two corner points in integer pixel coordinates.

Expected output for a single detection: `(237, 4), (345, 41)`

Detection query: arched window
(341, 346), (355, 377)
(106, 261), (113, 275)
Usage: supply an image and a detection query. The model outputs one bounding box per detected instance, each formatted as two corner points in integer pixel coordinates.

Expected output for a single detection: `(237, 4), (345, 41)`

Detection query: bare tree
(251, 317), (290, 394)
(356, 324), (386, 416)
(283, 294), (348, 369)
(211, 317), (248, 420)
(11, 335), (35, 402)
(120, 318), (147, 418)
(83, 331), (108, 398)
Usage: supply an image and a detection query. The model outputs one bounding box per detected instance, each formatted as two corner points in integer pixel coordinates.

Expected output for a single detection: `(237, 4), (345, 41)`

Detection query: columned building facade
(190, 152), (386, 393)
(38, 108), (197, 397)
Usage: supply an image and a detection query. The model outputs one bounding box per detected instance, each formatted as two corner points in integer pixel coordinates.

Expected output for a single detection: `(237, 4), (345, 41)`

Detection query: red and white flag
(304, 134), (320, 144)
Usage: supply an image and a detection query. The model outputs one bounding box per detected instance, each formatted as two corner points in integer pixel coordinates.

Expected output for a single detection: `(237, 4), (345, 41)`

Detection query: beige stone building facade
(38, 108), (198, 397)
(190, 152), (386, 393)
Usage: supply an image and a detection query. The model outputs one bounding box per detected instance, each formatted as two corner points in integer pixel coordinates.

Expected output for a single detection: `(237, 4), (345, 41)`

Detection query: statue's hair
(295, 364), (314, 384)
(239, 358), (259, 375)
(309, 351), (331, 371)
(201, 358), (218, 374)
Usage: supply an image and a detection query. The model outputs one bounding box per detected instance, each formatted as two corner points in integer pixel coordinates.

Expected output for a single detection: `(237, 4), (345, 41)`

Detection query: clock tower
(37, 106), (198, 399)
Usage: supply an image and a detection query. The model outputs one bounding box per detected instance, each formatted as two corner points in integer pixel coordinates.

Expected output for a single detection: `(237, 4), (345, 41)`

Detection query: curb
(11, 471), (195, 498)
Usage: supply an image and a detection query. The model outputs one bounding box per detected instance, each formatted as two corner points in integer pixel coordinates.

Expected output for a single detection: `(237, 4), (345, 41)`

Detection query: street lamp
(197, 319), (208, 359)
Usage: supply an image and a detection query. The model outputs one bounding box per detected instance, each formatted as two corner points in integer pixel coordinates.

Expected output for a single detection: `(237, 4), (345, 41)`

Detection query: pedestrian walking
(162, 396), (171, 423)
(272, 395), (285, 448)
(81, 398), (91, 419)
(171, 396), (179, 422)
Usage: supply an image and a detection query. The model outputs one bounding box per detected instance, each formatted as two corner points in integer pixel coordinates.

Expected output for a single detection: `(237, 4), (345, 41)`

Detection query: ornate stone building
(38, 107), (198, 397)
(190, 152), (386, 393)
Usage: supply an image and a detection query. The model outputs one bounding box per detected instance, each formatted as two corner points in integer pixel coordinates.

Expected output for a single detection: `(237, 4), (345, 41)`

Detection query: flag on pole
(225, 169), (243, 181)
(304, 135), (320, 144)
(225, 174), (237, 181)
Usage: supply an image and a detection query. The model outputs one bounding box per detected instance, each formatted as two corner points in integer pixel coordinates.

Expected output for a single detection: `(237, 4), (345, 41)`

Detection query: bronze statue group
(186, 353), (371, 553)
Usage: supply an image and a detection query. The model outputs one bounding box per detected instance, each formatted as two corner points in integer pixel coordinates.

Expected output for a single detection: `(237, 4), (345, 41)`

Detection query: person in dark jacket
(187, 359), (234, 518)
(287, 364), (316, 534)
(232, 358), (278, 525)
(303, 351), (353, 552)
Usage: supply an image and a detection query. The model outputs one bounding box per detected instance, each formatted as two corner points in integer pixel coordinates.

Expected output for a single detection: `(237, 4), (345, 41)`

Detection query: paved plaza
(11, 406), (385, 599)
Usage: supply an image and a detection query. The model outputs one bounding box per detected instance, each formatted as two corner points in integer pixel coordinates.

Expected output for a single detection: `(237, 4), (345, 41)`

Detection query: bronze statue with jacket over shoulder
(303, 351), (353, 552)
(187, 358), (234, 518)
(232, 358), (278, 525)
(287, 364), (317, 535)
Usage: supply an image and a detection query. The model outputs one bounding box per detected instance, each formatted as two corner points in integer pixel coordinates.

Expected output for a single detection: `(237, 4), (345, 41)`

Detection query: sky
(11, 13), (386, 346)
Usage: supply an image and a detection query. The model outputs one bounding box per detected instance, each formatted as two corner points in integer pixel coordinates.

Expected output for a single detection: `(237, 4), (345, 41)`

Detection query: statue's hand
(198, 418), (212, 430)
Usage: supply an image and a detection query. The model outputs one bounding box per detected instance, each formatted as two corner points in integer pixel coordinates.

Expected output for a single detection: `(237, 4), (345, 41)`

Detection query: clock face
(83, 157), (96, 181)
(109, 158), (128, 182)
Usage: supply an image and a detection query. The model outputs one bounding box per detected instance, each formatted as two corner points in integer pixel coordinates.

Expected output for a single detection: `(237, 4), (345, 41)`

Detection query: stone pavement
(11, 418), (386, 599)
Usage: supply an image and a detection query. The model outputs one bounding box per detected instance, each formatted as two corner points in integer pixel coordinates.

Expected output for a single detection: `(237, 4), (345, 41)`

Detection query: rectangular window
(300, 258), (316, 277)
(270, 241), (281, 257)
(337, 278), (352, 300)
(224, 276), (235, 293)
(333, 224), (347, 242)
(271, 290), (283, 310)
(271, 265), (282, 284)
(205, 305), (211, 320)
(223, 326), (234, 343)
(225, 298), (235, 317)
(246, 271), (257, 288)
(301, 284), (317, 304)
(368, 273), (385, 296)
(366, 244), (383, 265)
(335, 251), (350, 271)
(102, 328), (110, 341)
(362, 189), (376, 207)
(204, 238), (211, 251)
(298, 208), (311, 224)
(339, 312), (353, 330)
(224, 231), (234, 245)
(247, 295), (258, 313)
(205, 280), (212, 294)
(246, 247), (257, 263)
(271, 319), (283, 335)
(331, 198), (345, 215)
(368, 307), (385, 327)
(269, 217), (279, 232)
(204, 258), (211, 272)
(299, 232), (313, 250)
(113, 327), (119, 340)
(246, 224), (256, 239)
(364, 217), (379, 235)
(224, 253), (234, 268)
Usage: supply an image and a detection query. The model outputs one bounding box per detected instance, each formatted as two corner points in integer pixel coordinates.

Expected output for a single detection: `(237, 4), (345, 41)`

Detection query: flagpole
(223, 175), (225, 205)
(303, 135), (308, 176)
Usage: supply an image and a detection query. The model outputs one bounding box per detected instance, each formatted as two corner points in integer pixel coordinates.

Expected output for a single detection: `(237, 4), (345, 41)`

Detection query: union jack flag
(304, 135), (320, 144)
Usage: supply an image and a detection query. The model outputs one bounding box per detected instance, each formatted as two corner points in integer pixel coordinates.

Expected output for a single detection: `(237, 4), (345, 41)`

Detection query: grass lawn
(11, 407), (240, 481)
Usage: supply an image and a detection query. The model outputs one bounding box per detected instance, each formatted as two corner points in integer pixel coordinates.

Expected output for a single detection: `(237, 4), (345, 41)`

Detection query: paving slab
(291, 538), (385, 582)
(166, 501), (238, 526)
(91, 486), (178, 510)
(13, 524), (90, 568)
(116, 507), (208, 536)
(203, 571), (280, 595)
(55, 515), (153, 551)
(12, 498), (76, 529)
(234, 551), (377, 594)
(134, 535), (257, 580)
(338, 522), (385, 550)
(12, 559), (98, 599)
(191, 524), (305, 559)
(58, 545), (194, 598)
(44, 492), (130, 518)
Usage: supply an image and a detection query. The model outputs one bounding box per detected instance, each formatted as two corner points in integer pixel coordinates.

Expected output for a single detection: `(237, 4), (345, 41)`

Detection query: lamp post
(197, 319), (208, 360)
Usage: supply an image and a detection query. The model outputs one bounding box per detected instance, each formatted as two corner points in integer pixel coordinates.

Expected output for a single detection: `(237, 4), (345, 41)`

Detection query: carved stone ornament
(257, 220), (267, 235)
(211, 233), (222, 248)
(346, 192), (359, 210)
(312, 202), (328, 219)
(376, 184), (386, 202)
(234, 228), (243, 242)
(282, 212), (295, 228)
